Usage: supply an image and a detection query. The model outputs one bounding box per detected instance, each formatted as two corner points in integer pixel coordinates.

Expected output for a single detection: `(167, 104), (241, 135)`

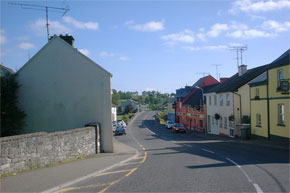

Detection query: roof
(17, 36), (112, 77)
(248, 71), (267, 86)
(184, 84), (219, 106)
(0, 64), (15, 75)
(268, 48), (290, 69)
(207, 64), (269, 93)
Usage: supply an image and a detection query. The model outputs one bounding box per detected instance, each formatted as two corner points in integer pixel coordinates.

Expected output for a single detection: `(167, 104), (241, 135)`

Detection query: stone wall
(0, 127), (96, 175)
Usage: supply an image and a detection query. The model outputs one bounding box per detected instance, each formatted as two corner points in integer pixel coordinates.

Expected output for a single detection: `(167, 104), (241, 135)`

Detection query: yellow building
(250, 49), (289, 143)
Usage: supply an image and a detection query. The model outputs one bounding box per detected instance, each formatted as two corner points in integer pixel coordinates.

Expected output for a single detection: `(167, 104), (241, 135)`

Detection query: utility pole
(9, 3), (69, 41)
(211, 64), (222, 81)
(228, 45), (247, 68)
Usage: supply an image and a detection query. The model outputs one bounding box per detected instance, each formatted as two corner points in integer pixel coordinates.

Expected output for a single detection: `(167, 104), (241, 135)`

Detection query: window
(278, 104), (285, 125)
(212, 116), (215, 125)
(278, 70), (284, 87)
(209, 96), (212, 106)
(214, 95), (217, 106)
(256, 114), (261, 127)
(226, 94), (230, 106)
(224, 117), (228, 129)
(220, 95), (223, 106)
(220, 117), (223, 128)
(199, 120), (203, 128)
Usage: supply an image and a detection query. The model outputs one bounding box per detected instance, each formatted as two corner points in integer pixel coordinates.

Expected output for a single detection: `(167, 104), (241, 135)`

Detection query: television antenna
(211, 64), (222, 80)
(9, 3), (70, 41)
(228, 45), (247, 68)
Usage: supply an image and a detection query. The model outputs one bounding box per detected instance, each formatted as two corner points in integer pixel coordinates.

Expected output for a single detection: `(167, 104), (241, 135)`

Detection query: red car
(172, 123), (186, 133)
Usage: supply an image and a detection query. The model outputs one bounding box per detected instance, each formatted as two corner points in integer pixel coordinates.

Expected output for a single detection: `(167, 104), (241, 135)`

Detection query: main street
(55, 111), (289, 193)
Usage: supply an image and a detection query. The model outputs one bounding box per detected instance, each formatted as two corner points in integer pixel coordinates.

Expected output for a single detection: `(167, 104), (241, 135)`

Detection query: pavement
(1, 137), (137, 193)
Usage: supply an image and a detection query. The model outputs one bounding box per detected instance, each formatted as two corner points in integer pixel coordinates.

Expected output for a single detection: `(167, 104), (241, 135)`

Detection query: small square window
(278, 104), (285, 124)
(220, 95), (223, 106)
(256, 114), (261, 127)
(226, 94), (230, 106)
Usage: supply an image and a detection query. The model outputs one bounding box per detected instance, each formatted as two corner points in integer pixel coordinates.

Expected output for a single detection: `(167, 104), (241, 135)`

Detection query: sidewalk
(186, 129), (290, 150)
(1, 138), (137, 193)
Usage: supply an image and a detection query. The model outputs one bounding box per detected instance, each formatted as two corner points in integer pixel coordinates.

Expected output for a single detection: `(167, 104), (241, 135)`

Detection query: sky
(1, 0), (290, 94)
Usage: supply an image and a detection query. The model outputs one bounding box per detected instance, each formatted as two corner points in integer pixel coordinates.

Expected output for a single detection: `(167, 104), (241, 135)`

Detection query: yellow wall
(269, 99), (289, 138)
(237, 84), (251, 117)
(268, 64), (290, 139)
(250, 84), (268, 138)
(268, 65), (290, 98)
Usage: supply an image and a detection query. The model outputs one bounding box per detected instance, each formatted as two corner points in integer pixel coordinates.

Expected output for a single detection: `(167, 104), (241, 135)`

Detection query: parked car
(115, 125), (126, 135)
(172, 123), (186, 133)
(112, 123), (117, 133)
(165, 120), (175, 129)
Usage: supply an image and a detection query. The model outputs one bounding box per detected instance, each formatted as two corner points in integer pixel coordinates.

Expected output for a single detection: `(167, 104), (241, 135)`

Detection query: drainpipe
(266, 71), (270, 139)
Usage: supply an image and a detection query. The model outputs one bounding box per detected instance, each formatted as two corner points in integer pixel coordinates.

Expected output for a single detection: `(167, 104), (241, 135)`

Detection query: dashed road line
(201, 149), (215, 154)
(226, 157), (242, 168)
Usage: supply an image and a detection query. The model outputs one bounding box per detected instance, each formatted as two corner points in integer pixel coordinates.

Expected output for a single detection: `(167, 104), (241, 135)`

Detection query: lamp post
(194, 86), (206, 136)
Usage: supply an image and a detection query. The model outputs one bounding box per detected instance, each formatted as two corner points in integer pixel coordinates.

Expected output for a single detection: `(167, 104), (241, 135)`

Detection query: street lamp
(194, 86), (206, 136)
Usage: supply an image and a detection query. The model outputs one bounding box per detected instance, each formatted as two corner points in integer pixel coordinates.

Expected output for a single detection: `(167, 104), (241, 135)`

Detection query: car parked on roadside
(115, 125), (126, 135)
(165, 120), (175, 129)
(172, 123), (186, 133)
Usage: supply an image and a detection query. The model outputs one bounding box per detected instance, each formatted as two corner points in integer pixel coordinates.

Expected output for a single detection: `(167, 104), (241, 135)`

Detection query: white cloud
(100, 51), (115, 58)
(29, 18), (72, 36)
(227, 29), (275, 38)
(79, 49), (90, 56)
(196, 33), (206, 41)
(126, 20), (164, 32)
(17, 42), (36, 50)
(0, 29), (7, 44)
(145, 88), (156, 92)
(183, 45), (228, 51)
(63, 16), (99, 30)
(262, 20), (290, 32)
(230, 0), (290, 13)
(207, 23), (229, 37)
(119, 56), (129, 61)
(162, 30), (195, 44)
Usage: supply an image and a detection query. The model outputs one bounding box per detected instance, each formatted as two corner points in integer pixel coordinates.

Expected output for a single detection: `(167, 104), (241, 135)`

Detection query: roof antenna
(211, 64), (222, 81)
(9, 3), (70, 41)
(228, 45), (247, 68)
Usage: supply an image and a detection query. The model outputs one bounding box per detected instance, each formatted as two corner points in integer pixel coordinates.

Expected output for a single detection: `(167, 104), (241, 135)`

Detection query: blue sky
(1, 0), (290, 94)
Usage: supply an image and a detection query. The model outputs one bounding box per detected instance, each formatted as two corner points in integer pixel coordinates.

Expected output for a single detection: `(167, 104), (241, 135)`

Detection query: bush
(1, 73), (26, 137)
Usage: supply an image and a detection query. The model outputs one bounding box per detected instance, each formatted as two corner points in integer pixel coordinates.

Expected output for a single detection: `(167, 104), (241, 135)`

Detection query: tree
(1, 73), (26, 137)
(124, 103), (135, 114)
(112, 89), (120, 106)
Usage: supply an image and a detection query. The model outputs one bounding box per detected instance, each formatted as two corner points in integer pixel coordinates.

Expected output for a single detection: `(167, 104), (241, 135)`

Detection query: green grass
(158, 111), (168, 125)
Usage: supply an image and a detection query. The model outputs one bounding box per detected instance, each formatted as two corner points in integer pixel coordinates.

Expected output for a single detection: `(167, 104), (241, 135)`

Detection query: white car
(165, 120), (175, 129)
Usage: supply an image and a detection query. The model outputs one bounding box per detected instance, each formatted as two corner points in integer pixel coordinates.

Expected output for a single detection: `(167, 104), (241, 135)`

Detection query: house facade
(17, 35), (113, 152)
(205, 64), (269, 137)
(120, 99), (139, 113)
(176, 75), (218, 131)
(250, 49), (289, 142)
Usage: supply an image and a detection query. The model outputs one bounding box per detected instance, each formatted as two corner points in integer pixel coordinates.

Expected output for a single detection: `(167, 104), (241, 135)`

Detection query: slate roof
(207, 48), (289, 93)
(184, 84), (219, 106)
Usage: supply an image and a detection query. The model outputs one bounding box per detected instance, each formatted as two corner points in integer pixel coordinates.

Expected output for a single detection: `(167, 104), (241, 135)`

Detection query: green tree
(112, 89), (120, 106)
(1, 73), (26, 137)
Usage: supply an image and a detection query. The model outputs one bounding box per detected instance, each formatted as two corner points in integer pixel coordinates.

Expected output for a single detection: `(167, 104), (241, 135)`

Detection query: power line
(9, 3), (69, 41)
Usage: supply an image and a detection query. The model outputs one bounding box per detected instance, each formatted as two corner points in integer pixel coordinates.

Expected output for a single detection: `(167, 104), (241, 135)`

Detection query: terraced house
(249, 49), (289, 143)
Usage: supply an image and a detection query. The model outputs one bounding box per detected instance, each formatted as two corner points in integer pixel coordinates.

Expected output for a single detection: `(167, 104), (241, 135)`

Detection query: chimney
(238, 64), (247, 76)
(59, 34), (75, 47)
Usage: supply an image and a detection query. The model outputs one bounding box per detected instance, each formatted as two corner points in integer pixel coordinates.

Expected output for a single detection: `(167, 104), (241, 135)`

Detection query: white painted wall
(17, 36), (113, 152)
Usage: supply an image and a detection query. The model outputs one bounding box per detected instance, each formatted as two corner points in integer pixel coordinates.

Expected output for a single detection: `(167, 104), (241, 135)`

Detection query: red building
(175, 75), (218, 132)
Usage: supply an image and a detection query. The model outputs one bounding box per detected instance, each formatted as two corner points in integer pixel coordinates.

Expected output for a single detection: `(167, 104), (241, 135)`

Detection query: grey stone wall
(0, 127), (96, 175)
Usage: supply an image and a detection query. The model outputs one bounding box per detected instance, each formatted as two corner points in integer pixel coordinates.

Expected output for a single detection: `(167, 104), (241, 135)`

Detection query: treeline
(112, 89), (175, 111)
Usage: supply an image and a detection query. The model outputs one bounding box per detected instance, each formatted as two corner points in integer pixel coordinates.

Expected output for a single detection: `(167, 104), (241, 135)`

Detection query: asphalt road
(55, 111), (290, 193)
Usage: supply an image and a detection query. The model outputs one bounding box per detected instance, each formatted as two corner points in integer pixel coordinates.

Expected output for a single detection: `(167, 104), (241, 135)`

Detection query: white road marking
(253, 183), (264, 193)
(184, 144), (191, 147)
(226, 157), (242, 168)
(225, 157), (264, 193)
(201, 149), (215, 154)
